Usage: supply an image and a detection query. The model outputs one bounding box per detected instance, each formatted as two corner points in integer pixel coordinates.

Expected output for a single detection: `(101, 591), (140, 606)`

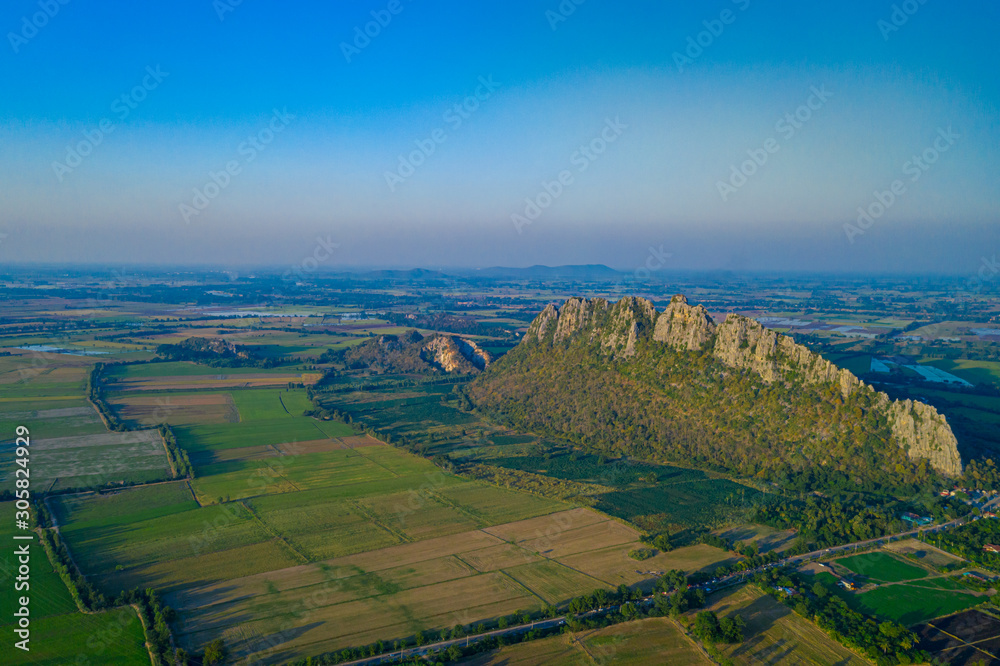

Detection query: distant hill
(155, 337), (278, 368)
(471, 265), (623, 280)
(331, 330), (493, 374)
(468, 295), (962, 494)
(355, 268), (451, 280)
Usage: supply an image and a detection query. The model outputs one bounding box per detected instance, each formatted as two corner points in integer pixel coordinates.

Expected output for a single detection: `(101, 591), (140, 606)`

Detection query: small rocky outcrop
(423, 335), (493, 372)
(341, 330), (492, 375)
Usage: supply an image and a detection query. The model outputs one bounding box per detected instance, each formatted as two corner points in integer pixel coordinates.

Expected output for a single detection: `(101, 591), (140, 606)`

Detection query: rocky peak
(526, 303), (560, 342)
(653, 294), (717, 351)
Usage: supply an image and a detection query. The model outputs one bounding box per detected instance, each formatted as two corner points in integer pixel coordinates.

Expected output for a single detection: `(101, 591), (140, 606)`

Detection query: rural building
(901, 512), (932, 526)
(983, 544), (1000, 554)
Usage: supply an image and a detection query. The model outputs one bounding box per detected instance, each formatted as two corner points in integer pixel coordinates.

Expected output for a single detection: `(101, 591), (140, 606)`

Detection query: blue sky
(1, 0), (997, 272)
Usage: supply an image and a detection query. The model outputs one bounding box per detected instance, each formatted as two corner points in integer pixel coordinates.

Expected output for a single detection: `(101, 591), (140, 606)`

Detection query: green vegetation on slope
(468, 336), (939, 495)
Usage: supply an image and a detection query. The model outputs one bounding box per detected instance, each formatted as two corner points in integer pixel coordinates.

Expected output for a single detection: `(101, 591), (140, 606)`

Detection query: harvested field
(109, 391), (239, 426)
(336, 434), (382, 448)
(503, 560), (608, 604)
(917, 609), (1000, 665)
(559, 542), (736, 589)
(714, 524), (798, 553)
(461, 617), (712, 665)
(460, 543), (541, 572)
(698, 585), (870, 665)
(160, 507), (706, 662)
(887, 538), (965, 568)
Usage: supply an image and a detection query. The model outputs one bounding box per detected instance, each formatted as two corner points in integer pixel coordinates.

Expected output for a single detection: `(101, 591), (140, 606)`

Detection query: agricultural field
(6, 607), (150, 666)
(920, 358), (1000, 387)
(834, 551), (928, 582)
(0, 502), (77, 621)
(822, 351), (872, 376)
(323, 378), (777, 534)
(159, 507), (732, 661)
(462, 617), (711, 665)
(0, 351), (177, 493)
(916, 609), (1000, 665)
(0, 502), (150, 665)
(696, 585), (870, 665)
(0, 429), (172, 493)
(812, 551), (987, 626)
(886, 538), (965, 569)
(713, 524), (798, 553)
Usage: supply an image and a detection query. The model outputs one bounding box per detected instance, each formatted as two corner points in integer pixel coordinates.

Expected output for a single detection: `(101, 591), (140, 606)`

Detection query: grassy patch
(835, 551), (928, 582)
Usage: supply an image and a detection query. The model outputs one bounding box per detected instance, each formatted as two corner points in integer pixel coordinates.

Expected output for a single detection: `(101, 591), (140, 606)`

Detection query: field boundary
(239, 500), (310, 564)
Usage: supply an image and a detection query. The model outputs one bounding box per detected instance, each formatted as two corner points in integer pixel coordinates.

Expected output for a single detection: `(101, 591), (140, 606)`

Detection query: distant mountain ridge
(472, 264), (622, 280)
(469, 295), (961, 489)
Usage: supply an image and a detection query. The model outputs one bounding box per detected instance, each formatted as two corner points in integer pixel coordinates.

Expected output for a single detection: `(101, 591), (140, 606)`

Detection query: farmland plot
(0, 429), (171, 492)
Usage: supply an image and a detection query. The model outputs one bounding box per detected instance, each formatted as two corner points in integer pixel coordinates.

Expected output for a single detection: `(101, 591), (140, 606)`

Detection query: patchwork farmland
(32, 358), (739, 662)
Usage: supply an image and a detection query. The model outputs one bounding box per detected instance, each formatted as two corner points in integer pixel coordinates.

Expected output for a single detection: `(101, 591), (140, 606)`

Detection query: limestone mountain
(469, 295), (962, 492)
(338, 330), (493, 375)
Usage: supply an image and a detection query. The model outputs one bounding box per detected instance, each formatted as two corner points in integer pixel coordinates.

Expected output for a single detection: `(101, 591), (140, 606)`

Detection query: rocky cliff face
(522, 295), (963, 476)
(652, 295), (716, 350)
(886, 399), (963, 476)
(343, 331), (492, 375)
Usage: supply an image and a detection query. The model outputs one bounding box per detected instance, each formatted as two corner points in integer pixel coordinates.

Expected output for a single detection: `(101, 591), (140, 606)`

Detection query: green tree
(203, 639), (227, 665)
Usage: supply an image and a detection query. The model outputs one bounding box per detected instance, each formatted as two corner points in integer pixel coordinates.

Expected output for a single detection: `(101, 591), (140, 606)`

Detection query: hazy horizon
(2, 1), (997, 273)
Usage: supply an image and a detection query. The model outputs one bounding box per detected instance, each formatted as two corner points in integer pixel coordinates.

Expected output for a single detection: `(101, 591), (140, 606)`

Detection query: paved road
(709, 494), (1000, 591)
(337, 497), (1000, 665)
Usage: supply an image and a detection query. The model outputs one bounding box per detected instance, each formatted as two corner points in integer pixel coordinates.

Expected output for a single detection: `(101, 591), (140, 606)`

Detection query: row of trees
(88, 362), (126, 431)
(36, 507), (194, 665)
(159, 424), (194, 479)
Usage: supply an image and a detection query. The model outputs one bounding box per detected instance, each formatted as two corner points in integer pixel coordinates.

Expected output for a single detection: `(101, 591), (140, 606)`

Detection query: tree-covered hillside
(468, 329), (940, 496)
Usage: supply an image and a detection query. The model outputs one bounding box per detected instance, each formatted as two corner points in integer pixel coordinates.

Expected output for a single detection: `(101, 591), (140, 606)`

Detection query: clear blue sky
(1, 0), (997, 273)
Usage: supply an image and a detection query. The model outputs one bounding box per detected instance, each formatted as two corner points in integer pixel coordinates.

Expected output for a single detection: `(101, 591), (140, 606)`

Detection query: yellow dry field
(459, 543), (542, 572)
(885, 538), (965, 568)
(714, 524), (799, 553)
(109, 392), (239, 425)
(695, 585), (871, 666)
(167, 508), (735, 662)
(336, 434), (383, 448)
(114, 374), (303, 391)
(559, 543), (737, 590)
(463, 617), (711, 666)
